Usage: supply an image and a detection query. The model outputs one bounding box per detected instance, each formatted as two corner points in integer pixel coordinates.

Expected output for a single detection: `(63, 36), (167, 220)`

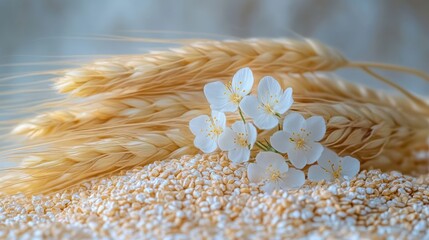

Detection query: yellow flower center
(295, 138), (306, 149)
(208, 125), (223, 139)
(266, 165), (282, 181)
(263, 104), (275, 114)
(289, 129), (311, 151)
(229, 93), (242, 104)
(289, 136), (307, 150)
(322, 159), (343, 179)
(234, 132), (248, 147)
(332, 169), (342, 179)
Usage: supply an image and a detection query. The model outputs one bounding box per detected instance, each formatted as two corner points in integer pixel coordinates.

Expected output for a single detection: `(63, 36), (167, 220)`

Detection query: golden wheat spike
(1, 128), (198, 194)
(283, 73), (423, 114)
(54, 39), (348, 97)
(12, 92), (207, 139)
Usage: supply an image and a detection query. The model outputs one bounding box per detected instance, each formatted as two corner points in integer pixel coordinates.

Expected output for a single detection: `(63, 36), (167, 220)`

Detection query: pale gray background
(1, 0), (428, 91)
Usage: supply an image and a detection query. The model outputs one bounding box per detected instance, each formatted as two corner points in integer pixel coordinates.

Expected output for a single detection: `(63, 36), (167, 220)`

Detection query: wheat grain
(1, 154), (428, 238)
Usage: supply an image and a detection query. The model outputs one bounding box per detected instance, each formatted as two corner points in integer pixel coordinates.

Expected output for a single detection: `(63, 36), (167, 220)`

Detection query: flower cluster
(189, 68), (360, 193)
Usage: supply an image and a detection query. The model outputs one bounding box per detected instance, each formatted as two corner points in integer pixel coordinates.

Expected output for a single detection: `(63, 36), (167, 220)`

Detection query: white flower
(240, 76), (293, 130)
(189, 110), (226, 153)
(270, 112), (326, 169)
(218, 121), (257, 163)
(204, 67), (254, 112)
(248, 152), (305, 193)
(308, 148), (360, 182)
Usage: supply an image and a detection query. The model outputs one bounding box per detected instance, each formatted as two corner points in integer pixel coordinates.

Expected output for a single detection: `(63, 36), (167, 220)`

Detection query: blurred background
(0, 0), (428, 168)
(1, 0), (428, 89)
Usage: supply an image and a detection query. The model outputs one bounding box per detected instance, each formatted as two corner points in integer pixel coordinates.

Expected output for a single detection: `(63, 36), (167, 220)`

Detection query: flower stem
(238, 107), (246, 123)
(255, 141), (268, 151)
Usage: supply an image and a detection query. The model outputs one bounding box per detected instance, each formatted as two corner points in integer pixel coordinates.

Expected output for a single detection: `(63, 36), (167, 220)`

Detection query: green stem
(255, 141), (268, 151)
(238, 107), (246, 123)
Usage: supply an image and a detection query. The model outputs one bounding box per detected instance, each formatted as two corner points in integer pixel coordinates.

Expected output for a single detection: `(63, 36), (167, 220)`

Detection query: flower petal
(270, 131), (290, 153)
(273, 87), (293, 114)
(256, 152), (288, 173)
(194, 135), (217, 153)
(261, 181), (278, 194)
(308, 165), (333, 182)
(211, 110), (226, 130)
(218, 128), (236, 151)
(303, 142), (324, 165)
(282, 112), (306, 133)
(257, 76), (282, 105)
(341, 156), (360, 179)
(247, 163), (265, 183)
(245, 123), (257, 147)
(287, 149), (307, 169)
(189, 115), (210, 136)
(280, 168), (305, 189)
(204, 81), (237, 112)
(231, 121), (246, 134)
(240, 95), (260, 118)
(317, 148), (340, 172)
(306, 116), (326, 141)
(232, 67), (254, 96)
(228, 148), (251, 163)
(254, 113), (278, 130)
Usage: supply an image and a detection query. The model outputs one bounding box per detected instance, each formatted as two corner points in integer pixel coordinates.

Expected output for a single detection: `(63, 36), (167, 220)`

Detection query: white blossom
(189, 110), (226, 153)
(308, 148), (360, 182)
(204, 67), (254, 112)
(248, 152), (305, 193)
(240, 76), (293, 129)
(218, 121), (257, 163)
(270, 112), (326, 169)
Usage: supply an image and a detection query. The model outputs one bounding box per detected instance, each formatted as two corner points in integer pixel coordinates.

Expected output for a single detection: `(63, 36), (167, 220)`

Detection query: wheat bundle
(1, 38), (428, 194)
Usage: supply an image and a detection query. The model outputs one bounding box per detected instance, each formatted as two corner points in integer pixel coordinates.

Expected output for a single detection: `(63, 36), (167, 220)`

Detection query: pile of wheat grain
(0, 153), (428, 239)
(2, 39), (429, 196)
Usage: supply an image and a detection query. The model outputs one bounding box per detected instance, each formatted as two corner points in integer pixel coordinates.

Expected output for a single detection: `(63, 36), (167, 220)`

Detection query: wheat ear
(294, 102), (428, 173)
(55, 39), (347, 97)
(12, 92), (207, 139)
(1, 128), (198, 194)
(283, 73), (423, 114)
